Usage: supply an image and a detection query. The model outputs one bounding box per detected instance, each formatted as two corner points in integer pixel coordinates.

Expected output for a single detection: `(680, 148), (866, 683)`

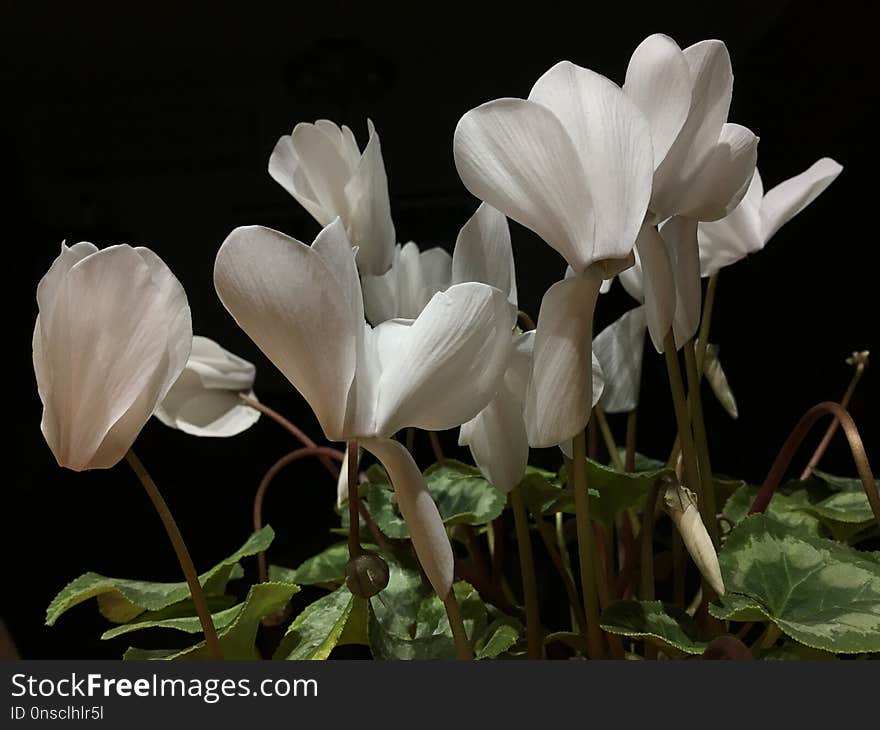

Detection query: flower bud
(345, 551), (390, 598)
(662, 476), (725, 596)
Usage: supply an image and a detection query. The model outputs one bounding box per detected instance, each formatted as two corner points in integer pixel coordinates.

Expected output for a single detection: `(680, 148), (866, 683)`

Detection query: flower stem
(443, 589), (473, 660)
(535, 518), (585, 631)
(663, 332), (702, 498)
(347, 440), (362, 559)
(238, 394), (340, 478)
(428, 431), (446, 465)
(625, 410), (638, 472)
(571, 430), (605, 659)
(594, 406), (625, 471)
(125, 449), (222, 660)
(683, 341), (719, 549)
(800, 354), (868, 479)
(510, 486), (542, 659)
(695, 273), (719, 373)
(750, 402), (880, 527)
(252, 445), (345, 582)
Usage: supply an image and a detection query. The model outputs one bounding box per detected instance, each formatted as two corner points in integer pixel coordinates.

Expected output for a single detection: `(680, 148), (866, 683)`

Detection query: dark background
(4, 0), (874, 658)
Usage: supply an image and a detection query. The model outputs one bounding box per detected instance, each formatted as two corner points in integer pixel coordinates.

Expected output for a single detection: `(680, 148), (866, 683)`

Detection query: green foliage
(711, 514), (880, 653)
(366, 459), (506, 539)
(274, 586), (368, 660)
(47, 527), (274, 625)
(123, 581), (298, 660)
(600, 601), (707, 656)
(366, 550), (502, 660)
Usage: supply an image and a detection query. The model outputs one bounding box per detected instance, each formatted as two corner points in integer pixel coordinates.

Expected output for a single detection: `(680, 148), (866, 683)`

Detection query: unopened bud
(704, 344), (738, 420)
(662, 476), (725, 596)
(345, 551), (390, 599)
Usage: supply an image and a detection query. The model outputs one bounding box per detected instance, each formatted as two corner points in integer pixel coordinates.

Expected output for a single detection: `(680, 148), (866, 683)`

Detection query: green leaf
(47, 527), (274, 625)
(710, 514), (880, 653)
(273, 586), (368, 660)
(101, 600), (243, 640)
(367, 550), (488, 660)
(557, 459), (674, 527)
(368, 459), (506, 538)
(474, 617), (522, 659)
(519, 470), (567, 517)
(123, 581), (298, 660)
(600, 601), (707, 656)
(288, 542), (350, 586)
(722, 484), (822, 538)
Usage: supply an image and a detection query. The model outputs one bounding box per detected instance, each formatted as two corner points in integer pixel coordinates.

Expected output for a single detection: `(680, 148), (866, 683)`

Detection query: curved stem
(125, 450), (222, 660)
(238, 394), (341, 478)
(443, 590), (473, 660)
(510, 486), (542, 659)
(702, 635), (753, 660)
(252, 445), (345, 582)
(800, 361), (867, 479)
(347, 440), (362, 560)
(572, 430), (605, 659)
(536, 518), (586, 631)
(750, 402), (879, 526)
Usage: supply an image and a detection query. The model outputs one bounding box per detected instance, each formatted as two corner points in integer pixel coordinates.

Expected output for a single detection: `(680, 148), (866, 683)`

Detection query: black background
(4, 0), (875, 658)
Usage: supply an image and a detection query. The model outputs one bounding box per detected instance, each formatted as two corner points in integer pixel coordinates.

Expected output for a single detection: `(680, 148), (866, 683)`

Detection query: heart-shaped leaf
(710, 514), (880, 653)
(47, 527), (274, 625)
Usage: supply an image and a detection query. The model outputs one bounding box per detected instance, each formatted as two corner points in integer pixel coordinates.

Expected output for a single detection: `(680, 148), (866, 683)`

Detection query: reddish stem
(253, 446), (345, 582)
(239, 394), (341, 479)
(749, 402), (879, 527)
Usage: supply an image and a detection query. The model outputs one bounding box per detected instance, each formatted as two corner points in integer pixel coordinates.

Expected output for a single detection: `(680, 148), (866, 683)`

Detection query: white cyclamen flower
(214, 219), (514, 597)
(454, 60), (654, 447)
(154, 336), (261, 437)
(698, 158), (843, 276)
(33, 242), (192, 471)
(624, 34), (759, 349)
(269, 119), (395, 275)
(361, 202), (516, 325)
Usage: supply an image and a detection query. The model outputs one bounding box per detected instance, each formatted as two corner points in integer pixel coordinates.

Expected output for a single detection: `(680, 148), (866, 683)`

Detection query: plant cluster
(34, 33), (877, 660)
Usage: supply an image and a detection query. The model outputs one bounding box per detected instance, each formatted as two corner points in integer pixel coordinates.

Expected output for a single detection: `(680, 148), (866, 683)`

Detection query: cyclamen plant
(35, 33), (878, 662)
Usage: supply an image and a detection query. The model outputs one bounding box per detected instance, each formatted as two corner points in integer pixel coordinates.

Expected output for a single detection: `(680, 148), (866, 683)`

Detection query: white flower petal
(460, 389), (528, 494)
(420, 246), (453, 298)
(289, 122), (352, 224)
(185, 336), (256, 391)
(459, 331), (533, 493)
(593, 306), (647, 413)
(557, 351), (604, 459)
(525, 272), (602, 447)
(452, 203), (517, 306)
(660, 217), (702, 349)
(345, 119), (396, 275)
(373, 282), (514, 437)
(454, 98), (596, 272)
(362, 437), (454, 597)
(697, 171), (764, 276)
(624, 34), (693, 168)
(634, 222), (675, 352)
(36, 245), (191, 470)
(760, 157), (843, 242)
(213, 224), (358, 440)
(652, 40), (733, 218)
(677, 123), (759, 221)
(529, 61), (654, 262)
(268, 135), (328, 225)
